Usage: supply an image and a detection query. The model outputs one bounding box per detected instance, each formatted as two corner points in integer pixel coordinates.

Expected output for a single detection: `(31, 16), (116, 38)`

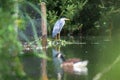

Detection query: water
(21, 36), (120, 80)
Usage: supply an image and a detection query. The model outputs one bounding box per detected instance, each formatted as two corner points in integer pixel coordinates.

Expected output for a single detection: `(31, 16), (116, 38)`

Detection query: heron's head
(60, 18), (70, 21)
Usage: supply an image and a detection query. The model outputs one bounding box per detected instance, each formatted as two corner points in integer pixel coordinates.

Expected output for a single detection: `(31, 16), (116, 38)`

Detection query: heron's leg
(55, 35), (58, 41)
(58, 33), (60, 40)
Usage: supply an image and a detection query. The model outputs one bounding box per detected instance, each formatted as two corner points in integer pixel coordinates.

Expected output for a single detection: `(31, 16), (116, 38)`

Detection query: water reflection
(21, 36), (120, 80)
(52, 46), (64, 80)
(41, 40), (48, 80)
(52, 45), (88, 80)
(41, 54), (48, 80)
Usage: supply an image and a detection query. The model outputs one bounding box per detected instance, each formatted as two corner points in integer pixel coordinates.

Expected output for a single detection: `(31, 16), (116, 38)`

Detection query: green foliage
(17, 0), (120, 36)
(95, 0), (120, 35)
(0, 1), (26, 79)
(47, 0), (88, 34)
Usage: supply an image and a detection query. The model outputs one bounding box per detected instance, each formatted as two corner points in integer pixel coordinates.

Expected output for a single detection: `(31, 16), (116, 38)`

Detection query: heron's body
(52, 18), (69, 39)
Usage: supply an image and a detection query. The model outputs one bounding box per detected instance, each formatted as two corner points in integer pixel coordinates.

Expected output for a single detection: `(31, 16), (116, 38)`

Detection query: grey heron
(52, 18), (69, 40)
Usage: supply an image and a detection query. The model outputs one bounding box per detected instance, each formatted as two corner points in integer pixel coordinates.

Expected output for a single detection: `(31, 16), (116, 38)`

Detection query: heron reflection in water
(52, 49), (88, 80)
(52, 18), (70, 40)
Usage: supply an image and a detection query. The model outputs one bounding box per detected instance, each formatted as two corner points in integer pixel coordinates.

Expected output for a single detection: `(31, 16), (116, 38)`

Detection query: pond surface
(21, 36), (120, 80)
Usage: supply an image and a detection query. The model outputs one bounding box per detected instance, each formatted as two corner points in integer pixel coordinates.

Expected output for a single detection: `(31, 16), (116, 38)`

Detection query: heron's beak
(65, 18), (70, 20)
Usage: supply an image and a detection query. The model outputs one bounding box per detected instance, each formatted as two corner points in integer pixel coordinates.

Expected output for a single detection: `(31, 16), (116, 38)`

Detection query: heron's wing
(52, 20), (65, 37)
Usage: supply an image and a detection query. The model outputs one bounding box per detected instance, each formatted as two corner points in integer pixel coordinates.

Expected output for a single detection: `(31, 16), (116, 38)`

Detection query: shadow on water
(20, 36), (120, 80)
